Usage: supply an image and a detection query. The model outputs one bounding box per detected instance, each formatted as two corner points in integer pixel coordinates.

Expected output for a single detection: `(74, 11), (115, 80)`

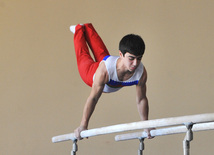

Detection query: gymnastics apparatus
(52, 113), (214, 155)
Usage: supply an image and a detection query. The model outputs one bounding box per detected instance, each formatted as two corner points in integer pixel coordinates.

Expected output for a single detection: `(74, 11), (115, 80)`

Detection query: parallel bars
(52, 113), (214, 155)
(52, 113), (214, 143)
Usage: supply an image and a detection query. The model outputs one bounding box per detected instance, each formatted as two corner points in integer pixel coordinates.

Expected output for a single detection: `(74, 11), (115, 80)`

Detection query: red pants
(74, 23), (110, 87)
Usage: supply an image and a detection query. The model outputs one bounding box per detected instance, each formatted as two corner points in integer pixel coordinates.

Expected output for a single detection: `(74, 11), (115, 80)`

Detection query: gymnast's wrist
(80, 122), (88, 129)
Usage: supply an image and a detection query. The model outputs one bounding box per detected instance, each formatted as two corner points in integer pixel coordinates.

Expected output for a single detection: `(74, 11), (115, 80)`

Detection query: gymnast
(70, 23), (153, 140)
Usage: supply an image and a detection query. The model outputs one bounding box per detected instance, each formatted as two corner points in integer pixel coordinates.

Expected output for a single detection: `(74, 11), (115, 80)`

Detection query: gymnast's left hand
(144, 128), (155, 139)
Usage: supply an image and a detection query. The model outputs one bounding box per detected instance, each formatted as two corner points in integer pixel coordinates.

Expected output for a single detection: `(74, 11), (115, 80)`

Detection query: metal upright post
(71, 139), (78, 155)
(183, 123), (194, 155)
(138, 138), (144, 155)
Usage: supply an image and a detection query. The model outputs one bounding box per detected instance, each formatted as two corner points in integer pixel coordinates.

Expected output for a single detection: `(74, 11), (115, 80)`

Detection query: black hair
(119, 34), (145, 56)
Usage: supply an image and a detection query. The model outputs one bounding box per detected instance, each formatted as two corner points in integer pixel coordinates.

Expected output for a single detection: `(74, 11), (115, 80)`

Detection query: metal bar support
(71, 139), (78, 155)
(183, 122), (194, 155)
(138, 138), (144, 155)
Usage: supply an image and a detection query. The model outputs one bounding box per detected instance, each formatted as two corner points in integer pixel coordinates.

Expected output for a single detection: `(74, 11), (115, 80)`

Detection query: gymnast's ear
(119, 50), (124, 57)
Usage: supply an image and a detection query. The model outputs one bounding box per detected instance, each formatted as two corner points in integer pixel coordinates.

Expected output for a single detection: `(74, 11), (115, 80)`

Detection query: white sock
(69, 24), (84, 34)
(69, 25), (76, 34)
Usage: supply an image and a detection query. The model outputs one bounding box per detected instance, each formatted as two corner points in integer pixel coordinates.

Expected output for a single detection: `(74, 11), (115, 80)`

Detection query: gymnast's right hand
(74, 126), (88, 140)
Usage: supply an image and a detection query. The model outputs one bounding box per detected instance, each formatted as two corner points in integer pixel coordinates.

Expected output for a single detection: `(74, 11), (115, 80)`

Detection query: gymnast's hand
(74, 126), (88, 140)
(144, 128), (155, 139)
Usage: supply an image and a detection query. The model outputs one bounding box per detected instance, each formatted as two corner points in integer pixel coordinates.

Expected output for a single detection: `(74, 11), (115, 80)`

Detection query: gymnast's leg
(84, 23), (110, 62)
(73, 24), (99, 87)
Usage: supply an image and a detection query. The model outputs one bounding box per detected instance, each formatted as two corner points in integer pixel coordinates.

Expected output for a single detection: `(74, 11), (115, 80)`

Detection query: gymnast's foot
(69, 25), (76, 34)
(69, 24), (84, 34)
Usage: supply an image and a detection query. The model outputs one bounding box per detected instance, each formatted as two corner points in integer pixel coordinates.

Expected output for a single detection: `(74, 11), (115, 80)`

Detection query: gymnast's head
(119, 34), (145, 57)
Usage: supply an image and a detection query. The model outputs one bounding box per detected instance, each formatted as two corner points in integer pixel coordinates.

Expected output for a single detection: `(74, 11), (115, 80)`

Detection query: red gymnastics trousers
(73, 23), (110, 87)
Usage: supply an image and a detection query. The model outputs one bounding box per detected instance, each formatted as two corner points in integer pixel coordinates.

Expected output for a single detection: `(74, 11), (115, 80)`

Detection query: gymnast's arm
(136, 67), (153, 139)
(74, 62), (109, 140)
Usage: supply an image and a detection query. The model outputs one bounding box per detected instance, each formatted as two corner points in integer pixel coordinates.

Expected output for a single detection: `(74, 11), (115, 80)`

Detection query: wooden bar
(115, 122), (214, 141)
(52, 133), (76, 142)
(52, 113), (214, 143)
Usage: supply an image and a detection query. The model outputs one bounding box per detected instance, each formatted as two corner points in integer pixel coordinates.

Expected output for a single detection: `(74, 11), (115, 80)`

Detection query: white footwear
(69, 25), (76, 34)
(69, 24), (84, 34)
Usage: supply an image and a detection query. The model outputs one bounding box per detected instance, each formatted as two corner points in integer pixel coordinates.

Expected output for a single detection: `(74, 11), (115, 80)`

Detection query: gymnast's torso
(93, 55), (144, 93)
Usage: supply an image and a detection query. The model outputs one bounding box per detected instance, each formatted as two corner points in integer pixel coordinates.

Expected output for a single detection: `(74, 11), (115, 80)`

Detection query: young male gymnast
(70, 23), (153, 140)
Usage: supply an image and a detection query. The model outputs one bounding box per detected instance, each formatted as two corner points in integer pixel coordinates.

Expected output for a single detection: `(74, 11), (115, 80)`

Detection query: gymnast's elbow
(86, 95), (100, 107)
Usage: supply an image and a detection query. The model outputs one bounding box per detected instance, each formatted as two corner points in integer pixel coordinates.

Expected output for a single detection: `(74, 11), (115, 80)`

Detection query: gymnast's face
(120, 52), (142, 72)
